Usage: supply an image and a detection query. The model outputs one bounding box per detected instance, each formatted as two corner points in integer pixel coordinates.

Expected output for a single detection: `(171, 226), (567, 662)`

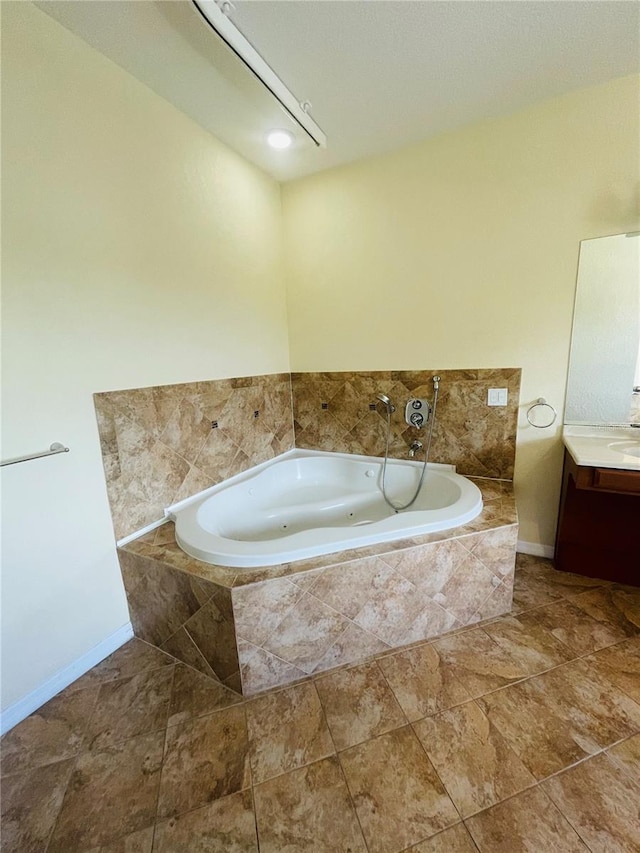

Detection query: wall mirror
(564, 232), (640, 425)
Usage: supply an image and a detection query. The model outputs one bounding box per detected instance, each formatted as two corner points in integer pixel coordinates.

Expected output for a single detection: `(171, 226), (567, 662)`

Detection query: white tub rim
(164, 449), (484, 569)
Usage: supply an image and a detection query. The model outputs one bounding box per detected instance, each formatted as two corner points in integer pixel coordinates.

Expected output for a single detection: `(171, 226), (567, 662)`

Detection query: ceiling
(36, 1), (640, 183)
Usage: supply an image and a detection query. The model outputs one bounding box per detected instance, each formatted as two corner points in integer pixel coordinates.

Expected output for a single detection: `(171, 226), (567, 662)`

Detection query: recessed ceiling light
(267, 130), (294, 150)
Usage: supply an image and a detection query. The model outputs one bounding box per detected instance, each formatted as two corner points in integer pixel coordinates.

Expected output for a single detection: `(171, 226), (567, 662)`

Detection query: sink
(608, 440), (640, 458)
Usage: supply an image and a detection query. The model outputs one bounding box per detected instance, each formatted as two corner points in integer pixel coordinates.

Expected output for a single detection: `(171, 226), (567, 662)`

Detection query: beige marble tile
(82, 825), (154, 852)
(232, 577), (304, 647)
(0, 759), (74, 853)
(167, 664), (241, 727)
(531, 598), (630, 656)
(253, 756), (366, 852)
(414, 701), (536, 817)
(262, 593), (350, 673)
(246, 682), (334, 783)
(48, 732), (164, 852)
(159, 397), (211, 464)
(481, 613), (574, 675)
(160, 627), (218, 680)
(572, 586), (640, 637)
(308, 556), (395, 619)
(0, 684), (99, 776)
(157, 705), (250, 818)
(543, 752), (640, 852)
(378, 539), (470, 596)
(478, 657), (640, 780)
(377, 643), (471, 722)
(170, 463), (215, 504)
(437, 551), (499, 623)
(239, 641), (308, 695)
(314, 661), (406, 750)
(85, 667), (174, 752)
(465, 786), (588, 852)
(353, 568), (439, 647)
(339, 726), (458, 853)
(153, 790), (258, 852)
(124, 557), (205, 647)
(474, 578), (513, 621)
(606, 733), (640, 780)
(431, 628), (532, 698)
(407, 823), (479, 852)
(511, 563), (567, 613)
(182, 597), (239, 682)
(463, 525), (518, 578)
(67, 639), (175, 694)
(310, 620), (390, 674)
(97, 375), (294, 540)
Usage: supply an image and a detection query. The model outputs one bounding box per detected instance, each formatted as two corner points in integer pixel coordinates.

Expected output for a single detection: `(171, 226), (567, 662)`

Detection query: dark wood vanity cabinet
(555, 449), (640, 587)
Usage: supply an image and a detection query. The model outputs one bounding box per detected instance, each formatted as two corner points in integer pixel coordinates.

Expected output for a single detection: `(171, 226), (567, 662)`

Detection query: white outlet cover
(488, 388), (508, 406)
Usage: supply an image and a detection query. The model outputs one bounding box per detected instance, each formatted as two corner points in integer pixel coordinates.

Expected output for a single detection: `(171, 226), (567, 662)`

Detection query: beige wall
(1, 3), (288, 711)
(282, 74), (640, 549)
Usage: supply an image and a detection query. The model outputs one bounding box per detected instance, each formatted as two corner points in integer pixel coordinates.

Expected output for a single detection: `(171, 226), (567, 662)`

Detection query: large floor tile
(245, 682), (334, 783)
(572, 586), (640, 637)
(253, 756), (366, 852)
(477, 658), (640, 780)
(543, 753), (640, 853)
(157, 705), (250, 818)
(0, 685), (99, 776)
(585, 635), (640, 702)
(531, 598), (630, 656)
(511, 564), (566, 613)
(481, 613), (574, 674)
(67, 639), (175, 693)
(464, 786), (588, 852)
(314, 661), (406, 750)
(377, 643), (471, 722)
(606, 733), (640, 780)
(85, 666), (174, 751)
(167, 663), (241, 727)
(0, 759), (74, 853)
(407, 823), (478, 852)
(431, 628), (531, 698)
(83, 825), (155, 852)
(413, 701), (535, 817)
(339, 725), (458, 853)
(48, 731), (164, 852)
(153, 790), (258, 852)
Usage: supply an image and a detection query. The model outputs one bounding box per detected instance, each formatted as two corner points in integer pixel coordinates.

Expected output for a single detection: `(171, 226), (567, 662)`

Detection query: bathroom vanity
(555, 428), (640, 586)
(555, 231), (639, 588)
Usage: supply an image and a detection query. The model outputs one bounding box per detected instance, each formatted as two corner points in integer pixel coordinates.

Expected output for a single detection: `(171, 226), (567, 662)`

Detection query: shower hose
(379, 377), (440, 512)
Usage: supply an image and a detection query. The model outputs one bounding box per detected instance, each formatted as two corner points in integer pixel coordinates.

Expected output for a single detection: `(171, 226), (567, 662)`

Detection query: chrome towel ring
(526, 398), (557, 428)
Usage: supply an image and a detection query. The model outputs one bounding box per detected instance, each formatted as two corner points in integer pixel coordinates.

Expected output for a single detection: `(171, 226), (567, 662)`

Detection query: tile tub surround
(94, 367), (520, 541)
(3, 564), (638, 853)
(118, 478), (518, 696)
(94, 373), (294, 540)
(291, 369), (521, 480)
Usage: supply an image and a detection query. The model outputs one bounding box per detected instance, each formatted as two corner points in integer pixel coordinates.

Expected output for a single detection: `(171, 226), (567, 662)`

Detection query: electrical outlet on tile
(487, 388), (508, 406)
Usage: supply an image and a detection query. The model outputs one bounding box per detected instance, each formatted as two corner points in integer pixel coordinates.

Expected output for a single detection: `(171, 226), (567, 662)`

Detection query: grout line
(149, 664), (177, 852)
(334, 748), (372, 852)
(372, 659), (411, 727)
(42, 754), (81, 853)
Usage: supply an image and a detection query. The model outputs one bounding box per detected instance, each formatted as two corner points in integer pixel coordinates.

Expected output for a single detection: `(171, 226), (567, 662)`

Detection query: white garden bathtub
(168, 450), (482, 568)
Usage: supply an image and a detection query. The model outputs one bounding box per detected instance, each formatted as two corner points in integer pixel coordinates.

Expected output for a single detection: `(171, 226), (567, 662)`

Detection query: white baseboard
(0, 622), (134, 735)
(517, 540), (555, 559)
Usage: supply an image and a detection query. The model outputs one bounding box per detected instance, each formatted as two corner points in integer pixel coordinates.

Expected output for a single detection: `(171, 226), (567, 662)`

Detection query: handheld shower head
(376, 393), (396, 413)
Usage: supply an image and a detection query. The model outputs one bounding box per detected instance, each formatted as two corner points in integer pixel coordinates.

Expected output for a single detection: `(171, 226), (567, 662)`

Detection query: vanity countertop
(563, 426), (640, 472)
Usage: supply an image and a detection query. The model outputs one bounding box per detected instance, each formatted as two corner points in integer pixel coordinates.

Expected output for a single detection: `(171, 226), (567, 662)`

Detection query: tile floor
(2, 555), (639, 852)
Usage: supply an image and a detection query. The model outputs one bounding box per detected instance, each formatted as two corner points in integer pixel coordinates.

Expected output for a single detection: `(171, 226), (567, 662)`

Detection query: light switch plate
(488, 388), (508, 406)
